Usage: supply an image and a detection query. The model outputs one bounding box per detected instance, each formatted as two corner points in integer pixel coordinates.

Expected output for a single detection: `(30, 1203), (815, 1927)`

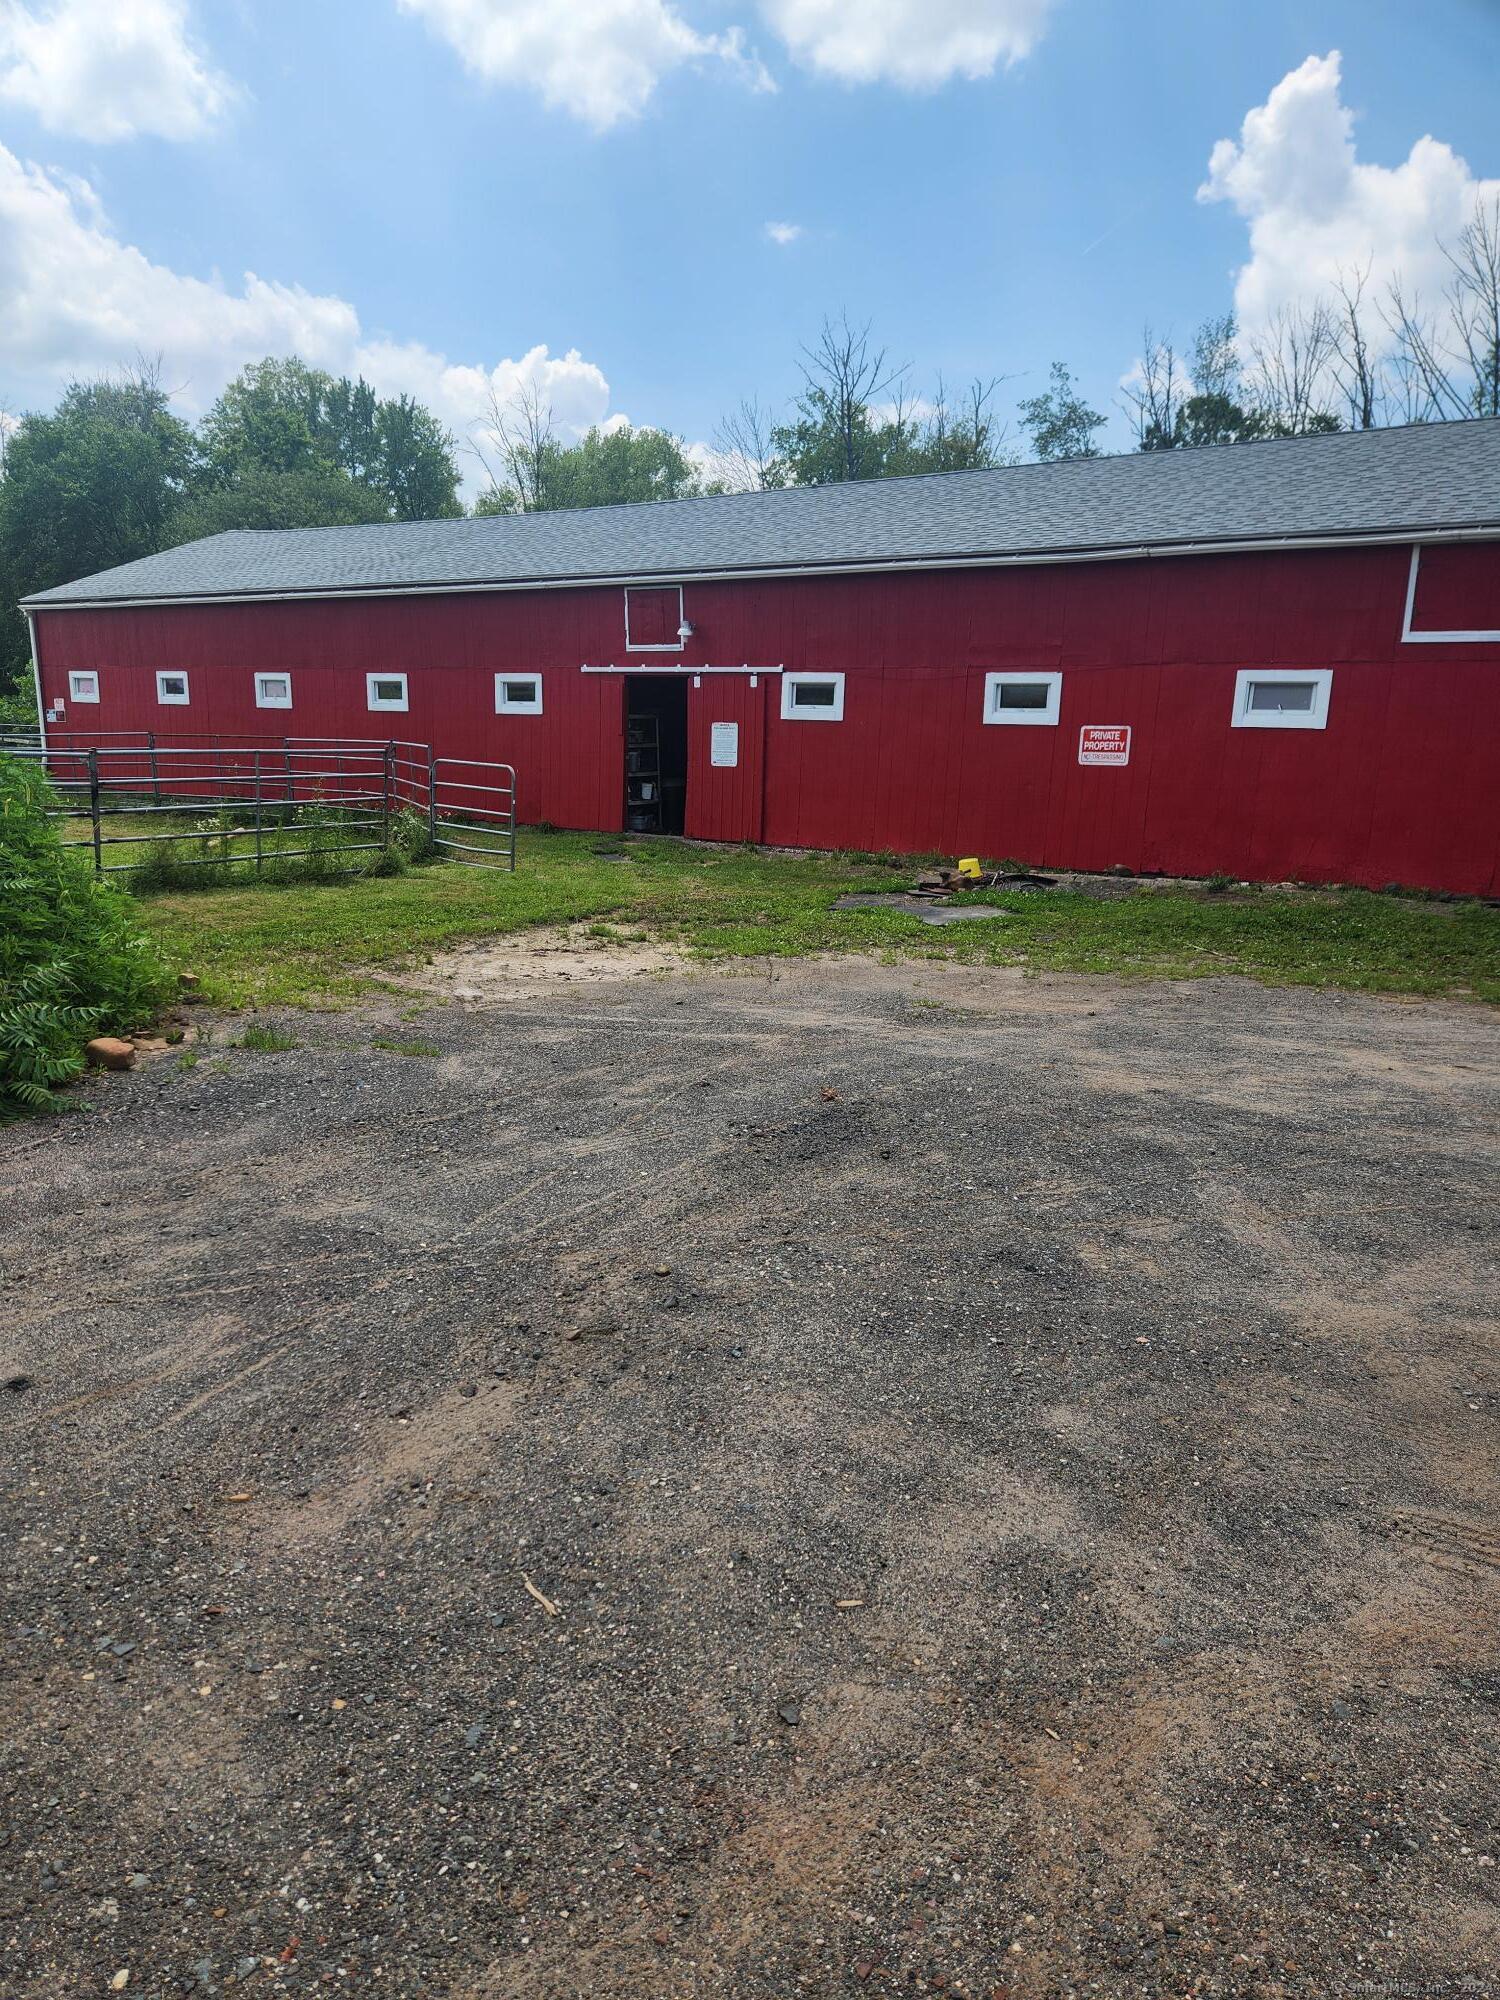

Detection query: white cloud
(396, 0), (771, 130)
(395, 0), (1057, 123)
(758, 0), (1054, 88)
(365, 335), (614, 485)
(0, 143), (616, 497)
(0, 146), (357, 386)
(1199, 50), (1500, 335)
(764, 219), (802, 244)
(0, 0), (233, 142)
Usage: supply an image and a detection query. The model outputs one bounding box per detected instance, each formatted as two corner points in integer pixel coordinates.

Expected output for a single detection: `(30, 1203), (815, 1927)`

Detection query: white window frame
(781, 671), (845, 722)
(155, 670), (190, 706)
(624, 583), (685, 653)
(1231, 668), (1333, 731)
(68, 670), (100, 704)
(254, 671), (293, 711)
(495, 672), (543, 715)
(366, 671), (409, 714)
(983, 670), (1061, 727)
(1400, 543), (1500, 645)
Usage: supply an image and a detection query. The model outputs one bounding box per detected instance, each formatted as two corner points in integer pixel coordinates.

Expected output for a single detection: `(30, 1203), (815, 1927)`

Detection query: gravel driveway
(3, 957), (1497, 1998)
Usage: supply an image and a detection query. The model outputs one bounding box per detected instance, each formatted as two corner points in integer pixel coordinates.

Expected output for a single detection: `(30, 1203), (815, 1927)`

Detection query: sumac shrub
(0, 754), (172, 1115)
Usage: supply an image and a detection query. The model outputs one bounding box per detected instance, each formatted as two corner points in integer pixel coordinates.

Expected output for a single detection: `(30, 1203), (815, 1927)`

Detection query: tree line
(1, 196), (1495, 714)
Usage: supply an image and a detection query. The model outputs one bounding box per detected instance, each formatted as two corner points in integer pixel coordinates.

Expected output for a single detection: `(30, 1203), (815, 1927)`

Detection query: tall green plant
(0, 754), (171, 1115)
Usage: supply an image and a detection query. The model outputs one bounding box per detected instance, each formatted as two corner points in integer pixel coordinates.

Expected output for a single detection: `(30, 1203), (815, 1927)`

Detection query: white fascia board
(24, 609), (44, 746)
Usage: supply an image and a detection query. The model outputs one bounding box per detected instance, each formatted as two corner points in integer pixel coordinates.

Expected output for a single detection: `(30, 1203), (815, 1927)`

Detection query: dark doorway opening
(625, 676), (688, 834)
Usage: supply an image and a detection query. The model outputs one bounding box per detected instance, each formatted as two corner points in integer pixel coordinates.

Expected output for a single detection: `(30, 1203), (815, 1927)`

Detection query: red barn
(21, 420), (1500, 894)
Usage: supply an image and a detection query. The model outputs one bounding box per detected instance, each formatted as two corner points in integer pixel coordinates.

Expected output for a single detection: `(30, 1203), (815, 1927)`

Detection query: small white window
(495, 673), (543, 715)
(68, 671), (100, 704)
(254, 672), (293, 710)
(781, 671), (845, 722)
(156, 670), (190, 706)
(366, 672), (409, 713)
(983, 671), (1061, 727)
(1231, 669), (1332, 731)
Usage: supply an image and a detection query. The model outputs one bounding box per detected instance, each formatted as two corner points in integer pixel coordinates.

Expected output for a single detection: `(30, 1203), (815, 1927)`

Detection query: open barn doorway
(625, 676), (688, 834)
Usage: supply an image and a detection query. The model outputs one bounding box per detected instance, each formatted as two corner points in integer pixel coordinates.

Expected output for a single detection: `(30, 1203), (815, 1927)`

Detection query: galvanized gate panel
(428, 755), (518, 870)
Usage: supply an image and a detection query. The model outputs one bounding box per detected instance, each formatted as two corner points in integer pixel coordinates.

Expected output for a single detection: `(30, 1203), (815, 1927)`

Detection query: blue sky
(0, 0), (1496, 489)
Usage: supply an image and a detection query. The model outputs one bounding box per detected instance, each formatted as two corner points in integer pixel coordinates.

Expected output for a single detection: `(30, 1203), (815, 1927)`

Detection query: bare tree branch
(1327, 265), (1384, 430)
(712, 395), (782, 491)
(1245, 304), (1338, 434)
(1383, 278), (1466, 420)
(474, 376), (557, 512)
(799, 314), (903, 482)
(1121, 326), (1187, 449)
(1443, 194), (1500, 418)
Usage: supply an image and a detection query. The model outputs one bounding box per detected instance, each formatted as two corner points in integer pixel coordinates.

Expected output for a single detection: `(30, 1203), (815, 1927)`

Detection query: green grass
(126, 828), (1500, 1010)
(237, 1023), (300, 1052)
(371, 1036), (443, 1058)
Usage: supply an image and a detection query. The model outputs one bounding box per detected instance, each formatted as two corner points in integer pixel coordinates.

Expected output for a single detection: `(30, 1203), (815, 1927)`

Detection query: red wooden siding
(32, 539), (1500, 893)
(685, 676), (766, 844)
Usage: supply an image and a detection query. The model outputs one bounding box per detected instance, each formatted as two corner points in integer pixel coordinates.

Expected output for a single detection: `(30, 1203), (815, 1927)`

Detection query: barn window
(156, 670), (190, 706)
(495, 673), (543, 715)
(254, 672), (293, 710)
(68, 671), (100, 703)
(625, 585), (685, 651)
(983, 671), (1061, 727)
(1231, 669), (1332, 731)
(366, 672), (409, 713)
(1402, 543), (1500, 643)
(781, 672), (845, 722)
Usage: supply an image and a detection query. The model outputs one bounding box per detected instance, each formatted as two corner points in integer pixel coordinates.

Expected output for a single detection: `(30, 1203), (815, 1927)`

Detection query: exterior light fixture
(677, 619), (695, 641)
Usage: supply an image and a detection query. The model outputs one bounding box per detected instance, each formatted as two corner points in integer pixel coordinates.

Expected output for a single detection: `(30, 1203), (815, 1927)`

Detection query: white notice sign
(710, 721), (739, 768)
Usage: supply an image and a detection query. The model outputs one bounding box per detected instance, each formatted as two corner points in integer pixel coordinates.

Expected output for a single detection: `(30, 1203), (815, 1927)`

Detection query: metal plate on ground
(833, 893), (1008, 926)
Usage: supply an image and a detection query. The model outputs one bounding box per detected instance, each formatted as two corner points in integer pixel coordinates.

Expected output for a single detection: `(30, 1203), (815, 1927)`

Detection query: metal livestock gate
(388, 742), (519, 869)
(1, 731), (518, 875)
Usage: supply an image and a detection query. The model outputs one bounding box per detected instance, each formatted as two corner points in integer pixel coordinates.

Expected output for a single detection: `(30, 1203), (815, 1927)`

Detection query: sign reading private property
(1079, 725), (1131, 767)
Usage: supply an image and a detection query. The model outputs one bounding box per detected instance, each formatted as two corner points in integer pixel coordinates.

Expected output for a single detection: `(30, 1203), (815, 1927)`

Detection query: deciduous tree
(194, 357), (461, 520)
(1017, 362), (1106, 460)
(0, 366), (193, 696)
(473, 401), (709, 514)
(163, 464), (390, 545)
(771, 315), (908, 485)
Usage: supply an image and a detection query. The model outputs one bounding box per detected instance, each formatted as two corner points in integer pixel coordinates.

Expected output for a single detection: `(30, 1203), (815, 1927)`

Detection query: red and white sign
(1079, 724), (1131, 767)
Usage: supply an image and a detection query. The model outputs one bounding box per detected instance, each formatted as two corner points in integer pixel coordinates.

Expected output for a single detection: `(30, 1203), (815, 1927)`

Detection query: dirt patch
(409, 922), (691, 1001)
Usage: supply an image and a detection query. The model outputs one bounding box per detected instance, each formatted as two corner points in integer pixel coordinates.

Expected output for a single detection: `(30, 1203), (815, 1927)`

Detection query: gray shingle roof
(23, 419), (1500, 608)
